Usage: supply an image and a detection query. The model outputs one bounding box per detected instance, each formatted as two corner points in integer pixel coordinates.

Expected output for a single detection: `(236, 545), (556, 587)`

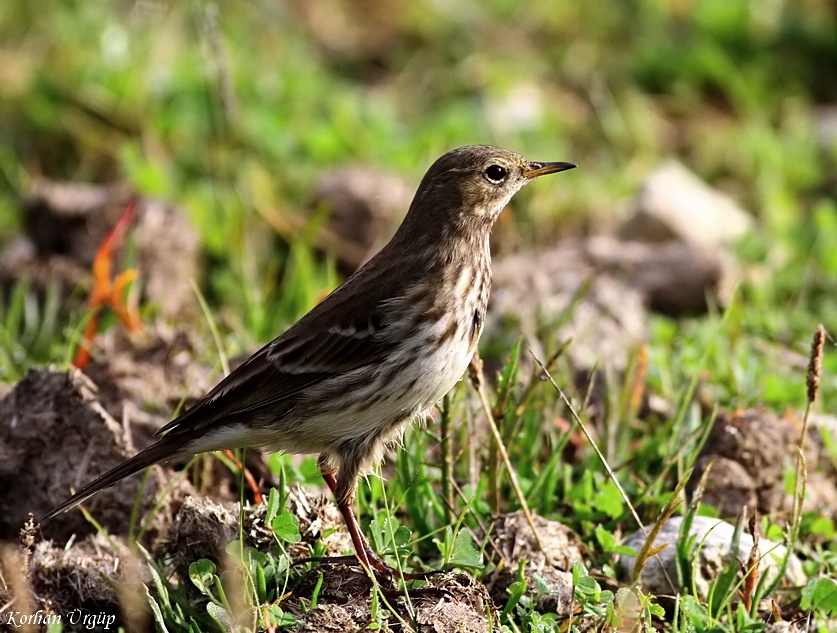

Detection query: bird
(44, 145), (576, 574)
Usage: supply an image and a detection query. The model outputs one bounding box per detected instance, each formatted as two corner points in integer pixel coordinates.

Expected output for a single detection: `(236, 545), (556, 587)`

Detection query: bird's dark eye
(484, 164), (508, 183)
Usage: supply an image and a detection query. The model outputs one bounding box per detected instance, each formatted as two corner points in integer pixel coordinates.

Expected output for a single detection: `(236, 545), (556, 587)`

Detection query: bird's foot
(294, 554), (452, 603)
(359, 543), (439, 582)
(294, 547), (440, 582)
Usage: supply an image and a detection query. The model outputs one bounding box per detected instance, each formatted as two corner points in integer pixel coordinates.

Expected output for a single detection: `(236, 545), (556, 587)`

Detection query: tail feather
(42, 436), (185, 521)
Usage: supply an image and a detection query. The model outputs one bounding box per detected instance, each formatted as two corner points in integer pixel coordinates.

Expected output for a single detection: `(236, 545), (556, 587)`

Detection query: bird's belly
(182, 348), (468, 459)
(403, 327), (474, 411)
(280, 317), (475, 449)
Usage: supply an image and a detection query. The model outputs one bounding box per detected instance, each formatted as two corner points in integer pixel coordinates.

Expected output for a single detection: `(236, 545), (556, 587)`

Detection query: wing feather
(156, 263), (410, 437)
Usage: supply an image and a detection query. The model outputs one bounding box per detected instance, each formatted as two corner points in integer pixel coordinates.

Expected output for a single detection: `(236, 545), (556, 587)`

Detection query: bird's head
(401, 145), (576, 237)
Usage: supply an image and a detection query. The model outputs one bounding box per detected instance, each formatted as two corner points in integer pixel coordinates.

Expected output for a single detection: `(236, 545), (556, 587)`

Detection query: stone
(620, 161), (753, 250)
(621, 515), (806, 600)
(311, 166), (412, 272)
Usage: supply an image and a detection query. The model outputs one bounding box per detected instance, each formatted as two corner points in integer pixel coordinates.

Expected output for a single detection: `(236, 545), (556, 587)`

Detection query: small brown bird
(45, 145), (575, 573)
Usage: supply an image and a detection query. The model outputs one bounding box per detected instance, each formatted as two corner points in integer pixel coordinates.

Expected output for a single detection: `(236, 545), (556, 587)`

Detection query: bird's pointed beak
(523, 161), (577, 179)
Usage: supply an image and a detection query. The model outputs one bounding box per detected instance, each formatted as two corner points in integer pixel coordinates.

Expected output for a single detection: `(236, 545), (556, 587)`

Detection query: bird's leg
(321, 471), (386, 573)
(320, 471), (432, 581)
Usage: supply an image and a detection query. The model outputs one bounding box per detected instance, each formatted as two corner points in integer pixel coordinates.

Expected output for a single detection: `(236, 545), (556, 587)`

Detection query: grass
(1, 0), (836, 631)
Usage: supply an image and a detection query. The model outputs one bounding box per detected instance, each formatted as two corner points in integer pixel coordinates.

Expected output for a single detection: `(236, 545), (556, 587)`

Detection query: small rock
(286, 486), (354, 559)
(489, 234), (735, 372)
(158, 496), (273, 583)
(24, 180), (131, 260)
(413, 573), (499, 633)
(486, 83), (544, 134)
(764, 623), (809, 633)
(311, 166), (412, 272)
(814, 105), (837, 149)
(486, 512), (585, 617)
(620, 161), (753, 250)
(687, 409), (837, 521)
(692, 457), (758, 517)
(158, 487), (353, 583)
(584, 236), (730, 316)
(290, 569), (499, 632)
(293, 602), (366, 633)
(489, 511), (585, 571)
(1, 179), (200, 318)
(490, 245), (647, 371)
(0, 369), (179, 542)
(290, 0), (405, 62)
(82, 325), (213, 443)
(621, 515), (806, 600)
(133, 197), (200, 317)
(7, 529), (152, 629)
(27, 538), (105, 619)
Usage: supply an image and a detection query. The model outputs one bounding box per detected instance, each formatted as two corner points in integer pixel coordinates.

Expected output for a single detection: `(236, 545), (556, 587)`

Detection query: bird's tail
(42, 436), (185, 521)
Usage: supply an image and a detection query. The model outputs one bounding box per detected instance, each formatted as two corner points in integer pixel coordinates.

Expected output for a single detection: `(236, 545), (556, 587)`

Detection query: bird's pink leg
(321, 472), (386, 572)
(320, 471), (431, 580)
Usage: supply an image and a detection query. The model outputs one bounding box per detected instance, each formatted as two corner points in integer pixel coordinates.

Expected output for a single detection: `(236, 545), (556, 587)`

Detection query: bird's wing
(156, 271), (402, 438)
(43, 273), (413, 520)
